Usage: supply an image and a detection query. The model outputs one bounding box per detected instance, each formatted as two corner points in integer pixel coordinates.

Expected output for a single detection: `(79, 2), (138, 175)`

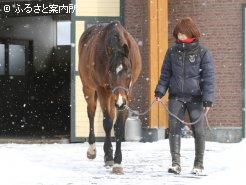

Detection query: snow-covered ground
(0, 138), (245, 185)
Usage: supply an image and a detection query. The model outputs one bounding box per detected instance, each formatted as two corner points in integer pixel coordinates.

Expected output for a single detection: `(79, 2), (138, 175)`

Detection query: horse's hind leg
(84, 87), (97, 159)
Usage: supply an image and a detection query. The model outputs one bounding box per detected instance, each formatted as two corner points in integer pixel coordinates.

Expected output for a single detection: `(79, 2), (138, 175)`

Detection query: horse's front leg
(103, 112), (114, 167)
(112, 110), (127, 174)
(98, 91), (115, 167)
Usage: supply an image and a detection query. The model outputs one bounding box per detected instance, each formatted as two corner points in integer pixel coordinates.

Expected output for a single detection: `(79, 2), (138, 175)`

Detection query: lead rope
(124, 99), (212, 129)
(158, 100), (207, 126)
(124, 100), (156, 116)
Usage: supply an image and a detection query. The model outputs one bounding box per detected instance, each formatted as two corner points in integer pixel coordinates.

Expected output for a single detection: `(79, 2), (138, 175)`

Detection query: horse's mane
(103, 21), (128, 73)
(104, 21), (123, 49)
(79, 21), (131, 74)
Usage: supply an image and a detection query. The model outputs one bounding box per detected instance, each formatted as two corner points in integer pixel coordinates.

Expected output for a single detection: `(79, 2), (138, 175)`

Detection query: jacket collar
(175, 40), (199, 52)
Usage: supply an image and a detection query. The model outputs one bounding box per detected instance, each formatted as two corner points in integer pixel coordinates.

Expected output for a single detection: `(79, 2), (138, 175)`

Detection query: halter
(111, 86), (129, 94)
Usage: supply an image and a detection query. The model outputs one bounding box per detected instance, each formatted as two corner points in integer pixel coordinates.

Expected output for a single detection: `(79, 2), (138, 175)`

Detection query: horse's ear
(123, 44), (129, 57)
(106, 47), (113, 56)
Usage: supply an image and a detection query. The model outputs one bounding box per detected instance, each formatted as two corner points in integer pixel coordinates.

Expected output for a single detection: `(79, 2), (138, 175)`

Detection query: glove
(154, 92), (164, 100)
(203, 101), (212, 107)
(203, 101), (212, 114)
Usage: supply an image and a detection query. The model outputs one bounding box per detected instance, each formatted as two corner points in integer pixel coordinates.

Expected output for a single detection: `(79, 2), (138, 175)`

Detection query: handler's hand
(204, 107), (210, 114)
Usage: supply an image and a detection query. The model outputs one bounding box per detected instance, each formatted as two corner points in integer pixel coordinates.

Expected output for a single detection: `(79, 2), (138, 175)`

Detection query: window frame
(0, 38), (32, 77)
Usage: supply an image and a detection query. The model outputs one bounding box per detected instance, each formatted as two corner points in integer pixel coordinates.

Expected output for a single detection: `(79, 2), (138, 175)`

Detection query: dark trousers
(168, 98), (205, 168)
(168, 98), (205, 137)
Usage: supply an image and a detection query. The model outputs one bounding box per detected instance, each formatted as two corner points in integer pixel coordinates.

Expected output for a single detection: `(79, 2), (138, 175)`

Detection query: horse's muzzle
(115, 100), (126, 111)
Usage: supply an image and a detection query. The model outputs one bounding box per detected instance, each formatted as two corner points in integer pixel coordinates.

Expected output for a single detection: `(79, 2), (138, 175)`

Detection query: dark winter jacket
(154, 40), (215, 107)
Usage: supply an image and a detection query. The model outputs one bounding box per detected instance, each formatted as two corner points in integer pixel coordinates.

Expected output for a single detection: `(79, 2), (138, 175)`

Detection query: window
(0, 44), (5, 75)
(0, 39), (30, 76)
(57, 21), (71, 45)
(9, 44), (25, 75)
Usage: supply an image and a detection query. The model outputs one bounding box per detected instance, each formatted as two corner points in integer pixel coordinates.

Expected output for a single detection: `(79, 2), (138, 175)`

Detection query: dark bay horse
(78, 21), (142, 174)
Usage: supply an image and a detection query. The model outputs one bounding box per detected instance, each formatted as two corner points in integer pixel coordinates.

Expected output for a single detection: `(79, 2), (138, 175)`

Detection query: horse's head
(107, 42), (132, 111)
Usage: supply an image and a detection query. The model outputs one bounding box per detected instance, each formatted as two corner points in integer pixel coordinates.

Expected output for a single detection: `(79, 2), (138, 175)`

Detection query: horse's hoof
(105, 160), (114, 167)
(87, 143), (96, 159)
(87, 152), (96, 159)
(112, 164), (124, 174)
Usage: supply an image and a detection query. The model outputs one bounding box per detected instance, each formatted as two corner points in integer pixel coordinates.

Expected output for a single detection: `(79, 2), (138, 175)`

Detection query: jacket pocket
(184, 78), (201, 95)
(169, 77), (181, 94)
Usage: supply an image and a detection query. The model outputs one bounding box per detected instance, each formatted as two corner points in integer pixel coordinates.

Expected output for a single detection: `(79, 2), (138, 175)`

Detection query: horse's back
(79, 24), (103, 53)
(78, 24), (104, 86)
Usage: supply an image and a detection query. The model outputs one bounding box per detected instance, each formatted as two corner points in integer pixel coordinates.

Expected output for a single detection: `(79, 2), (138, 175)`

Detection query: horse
(78, 21), (142, 174)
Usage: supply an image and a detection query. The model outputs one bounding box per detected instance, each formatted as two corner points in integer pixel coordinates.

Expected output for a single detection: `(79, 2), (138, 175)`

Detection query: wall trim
(148, 0), (169, 129)
(242, 4), (246, 138)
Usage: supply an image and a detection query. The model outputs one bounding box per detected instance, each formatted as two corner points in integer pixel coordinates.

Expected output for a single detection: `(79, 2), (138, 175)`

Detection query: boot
(168, 134), (181, 174)
(191, 136), (205, 175)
